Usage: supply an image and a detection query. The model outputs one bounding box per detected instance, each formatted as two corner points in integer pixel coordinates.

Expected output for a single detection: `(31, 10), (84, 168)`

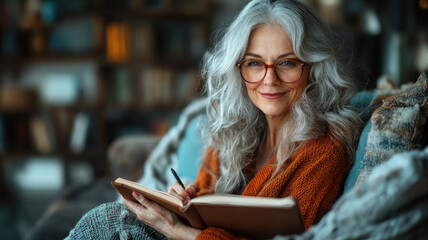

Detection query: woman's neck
(253, 114), (287, 175)
(254, 131), (276, 175)
(265, 113), (289, 146)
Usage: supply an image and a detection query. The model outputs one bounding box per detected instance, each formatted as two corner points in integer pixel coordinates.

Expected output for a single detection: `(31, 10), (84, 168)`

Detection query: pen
(170, 168), (186, 190)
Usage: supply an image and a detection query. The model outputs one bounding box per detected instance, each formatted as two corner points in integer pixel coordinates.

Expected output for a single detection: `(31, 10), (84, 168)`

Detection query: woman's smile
(259, 91), (288, 99)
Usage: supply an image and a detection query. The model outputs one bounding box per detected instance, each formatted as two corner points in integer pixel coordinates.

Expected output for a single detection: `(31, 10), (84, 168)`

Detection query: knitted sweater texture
(194, 134), (350, 240)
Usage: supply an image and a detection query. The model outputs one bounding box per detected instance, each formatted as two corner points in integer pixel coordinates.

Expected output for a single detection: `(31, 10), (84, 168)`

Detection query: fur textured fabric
(356, 71), (428, 185)
(273, 147), (428, 240)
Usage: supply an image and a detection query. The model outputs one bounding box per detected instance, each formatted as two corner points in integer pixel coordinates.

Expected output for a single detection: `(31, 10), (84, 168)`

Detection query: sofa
(28, 71), (428, 239)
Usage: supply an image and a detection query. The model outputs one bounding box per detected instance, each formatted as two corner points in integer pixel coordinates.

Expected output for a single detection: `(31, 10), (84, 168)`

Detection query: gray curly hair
(200, 0), (362, 193)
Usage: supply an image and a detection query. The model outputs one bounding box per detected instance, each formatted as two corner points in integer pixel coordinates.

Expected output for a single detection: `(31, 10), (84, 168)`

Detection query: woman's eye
(278, 60), (297, 68)
(246, 61), (262, 67)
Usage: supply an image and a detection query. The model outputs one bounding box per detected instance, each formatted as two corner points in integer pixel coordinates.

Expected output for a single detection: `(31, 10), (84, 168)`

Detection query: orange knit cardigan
(194, 134), (350, 240)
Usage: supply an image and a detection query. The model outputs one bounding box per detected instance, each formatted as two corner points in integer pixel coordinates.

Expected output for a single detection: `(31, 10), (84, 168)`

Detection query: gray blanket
(274, 147), (428, 240)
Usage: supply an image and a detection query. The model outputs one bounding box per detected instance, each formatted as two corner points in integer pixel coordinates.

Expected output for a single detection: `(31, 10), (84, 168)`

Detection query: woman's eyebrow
(244, 52), (296, 59)
(244, 53), (262, 58)
(277, 53), (295, 58)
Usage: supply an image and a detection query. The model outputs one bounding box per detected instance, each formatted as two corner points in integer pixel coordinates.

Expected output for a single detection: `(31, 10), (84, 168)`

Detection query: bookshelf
(0, 0), (212, 195)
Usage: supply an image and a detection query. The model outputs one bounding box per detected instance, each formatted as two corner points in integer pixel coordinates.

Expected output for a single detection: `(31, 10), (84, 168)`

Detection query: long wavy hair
(200, 0), (362, 193)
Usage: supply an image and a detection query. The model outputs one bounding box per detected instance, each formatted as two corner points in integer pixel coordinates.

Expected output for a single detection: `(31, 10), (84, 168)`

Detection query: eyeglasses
(236, 58), (306, 83)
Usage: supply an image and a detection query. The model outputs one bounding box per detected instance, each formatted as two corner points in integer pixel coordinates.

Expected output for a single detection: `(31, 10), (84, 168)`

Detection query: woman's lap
(65, 202), (167, 240)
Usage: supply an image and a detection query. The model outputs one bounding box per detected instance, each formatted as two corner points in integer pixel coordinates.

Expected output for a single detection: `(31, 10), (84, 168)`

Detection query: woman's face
(243, 24), (309, 122)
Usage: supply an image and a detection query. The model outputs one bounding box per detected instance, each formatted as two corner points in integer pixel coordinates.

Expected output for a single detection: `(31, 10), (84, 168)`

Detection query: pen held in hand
(170, 168), (186, 190)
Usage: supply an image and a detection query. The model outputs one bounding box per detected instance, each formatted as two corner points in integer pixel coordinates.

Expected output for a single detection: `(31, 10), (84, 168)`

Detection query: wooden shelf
(105, 104), (184, 113)
(100, 57), (199, 68)
(0, 150), (104, 160)
(0, 55), (101, 68)
(102, 10), (212, 21)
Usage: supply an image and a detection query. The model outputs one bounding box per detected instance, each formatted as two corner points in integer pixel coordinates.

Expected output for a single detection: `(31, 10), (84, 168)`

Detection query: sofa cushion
(177, 115), (205, 183)
(343, 121), (371, 193)
(342, 89), (381, 193)
(349, 90), (377, 122)
(355, 70), (428, 186)
(344, 75), (419, 191)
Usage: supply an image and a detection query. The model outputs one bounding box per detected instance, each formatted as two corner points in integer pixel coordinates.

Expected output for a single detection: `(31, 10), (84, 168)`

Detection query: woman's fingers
(185, 185), (197, 198)
(122, 192), (185, 238)
(122, 195), (147, 222)
(122, 193), (199, 239)
(122, 193), (153, 222)
(124, 192), (171, 223)
(168, 182), (189, 202)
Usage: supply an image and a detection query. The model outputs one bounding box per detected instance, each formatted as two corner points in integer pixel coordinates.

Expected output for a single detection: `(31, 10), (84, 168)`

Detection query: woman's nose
(263, 67), (280, 86)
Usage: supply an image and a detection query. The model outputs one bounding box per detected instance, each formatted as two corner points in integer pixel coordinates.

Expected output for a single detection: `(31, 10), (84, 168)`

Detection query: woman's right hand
(168, 182), (197, 205)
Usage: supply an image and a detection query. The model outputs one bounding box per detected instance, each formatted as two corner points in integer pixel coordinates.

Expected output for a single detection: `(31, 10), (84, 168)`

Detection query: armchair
(29, 71), (428, 239)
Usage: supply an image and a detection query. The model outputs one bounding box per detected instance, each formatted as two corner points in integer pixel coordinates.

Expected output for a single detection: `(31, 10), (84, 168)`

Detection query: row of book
(107, 67), (201, 108)
(1, 17), (96, 56)
(105, 21), (206, 62)
(104, 0), (210, 12)
(0, 111), (96, 155)
(0, 109), (180, 155)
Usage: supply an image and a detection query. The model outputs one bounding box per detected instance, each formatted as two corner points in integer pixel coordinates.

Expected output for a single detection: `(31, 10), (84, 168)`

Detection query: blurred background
(0, 0), (426, 239)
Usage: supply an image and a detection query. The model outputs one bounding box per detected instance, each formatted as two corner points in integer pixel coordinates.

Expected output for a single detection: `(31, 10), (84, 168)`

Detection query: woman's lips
(260, 92), (286, 99)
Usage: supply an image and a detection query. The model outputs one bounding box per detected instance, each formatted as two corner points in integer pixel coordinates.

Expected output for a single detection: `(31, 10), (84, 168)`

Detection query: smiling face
(243, 24), (309, 124)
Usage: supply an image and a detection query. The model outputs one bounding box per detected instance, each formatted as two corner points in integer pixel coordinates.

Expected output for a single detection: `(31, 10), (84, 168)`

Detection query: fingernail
(184, 200), (189, 205)
(185, 189), (192, 195)
(132, 192), (141, 199)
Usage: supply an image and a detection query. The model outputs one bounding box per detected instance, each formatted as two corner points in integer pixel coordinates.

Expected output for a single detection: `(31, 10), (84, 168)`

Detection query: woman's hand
(168, 182), (197, 205)
(122, 192), (201, 240)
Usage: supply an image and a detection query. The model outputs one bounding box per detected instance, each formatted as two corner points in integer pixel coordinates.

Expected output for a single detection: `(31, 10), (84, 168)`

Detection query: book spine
(69, 112), (90, 153)
(29, 114), (55, 154)
(0, 115), (4, 153)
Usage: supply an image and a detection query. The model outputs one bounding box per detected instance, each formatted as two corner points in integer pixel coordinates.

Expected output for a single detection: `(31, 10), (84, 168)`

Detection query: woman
(67, 0), (361, 239)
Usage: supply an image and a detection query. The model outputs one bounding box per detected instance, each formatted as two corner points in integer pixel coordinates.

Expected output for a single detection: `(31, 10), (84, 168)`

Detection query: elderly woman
(66, 0), (361, 239)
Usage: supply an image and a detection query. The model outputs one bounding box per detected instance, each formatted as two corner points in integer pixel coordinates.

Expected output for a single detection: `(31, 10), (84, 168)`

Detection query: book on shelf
(189, 22), (207, 61)
(49, 17), (96, 54)
(176, 69), (200, 104)
(109, 68), (136, 106)
(29, 114), (56, 154)
(138, 67), (174, 108)
(51, 109), (75, 151)
(112, 177), (305, 239)
(0, 115), (4, 152)
(106, 22), (132, 62)
(131, 21), (155, 60)
(69, 112), (91, 153)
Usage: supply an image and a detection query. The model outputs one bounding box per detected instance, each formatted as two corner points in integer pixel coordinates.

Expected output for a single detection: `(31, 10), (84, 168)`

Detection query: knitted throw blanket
(273, 147), (428, 240)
